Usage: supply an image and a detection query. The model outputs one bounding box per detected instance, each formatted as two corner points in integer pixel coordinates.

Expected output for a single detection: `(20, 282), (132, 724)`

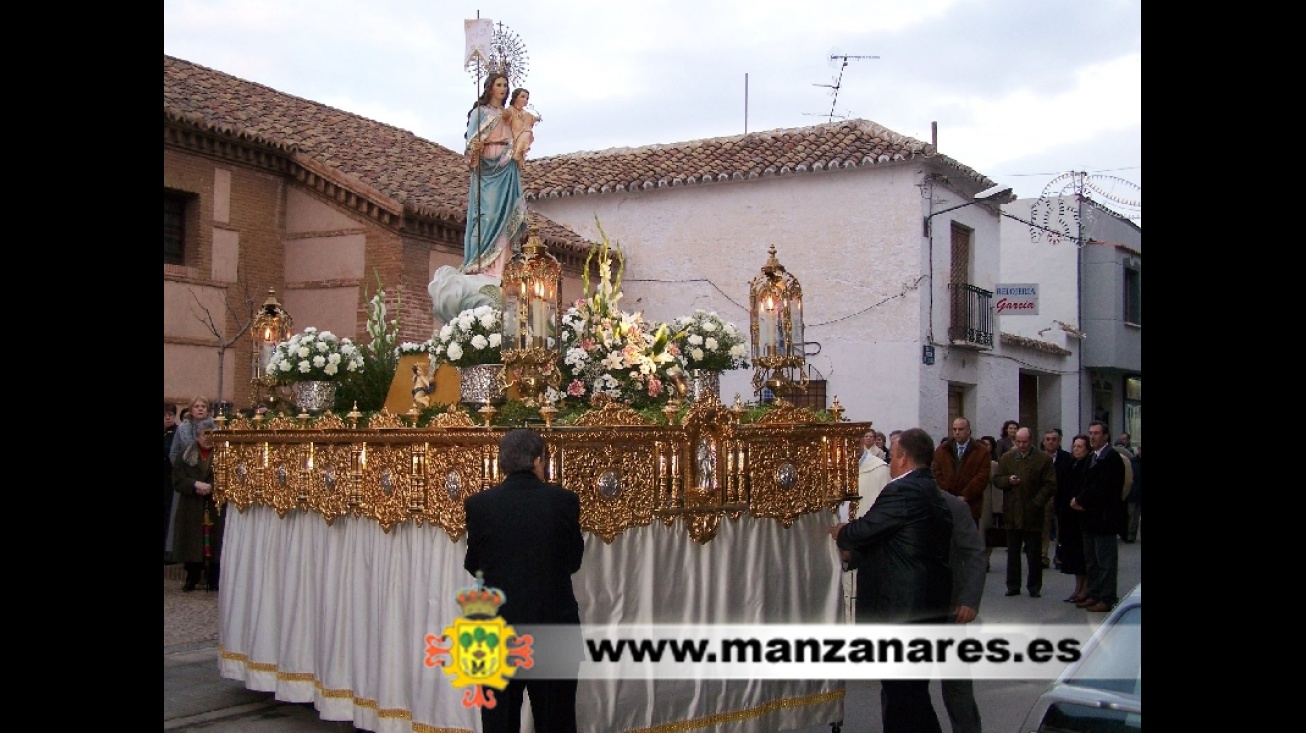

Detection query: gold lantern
(251, 288), (293, 403)
(749, 245), (807, 397)
(500, 227), (563, 407)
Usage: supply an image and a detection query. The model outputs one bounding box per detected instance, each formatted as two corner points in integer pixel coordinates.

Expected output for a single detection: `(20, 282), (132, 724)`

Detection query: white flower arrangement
(672, 309), (749, 372)
(429, 305), (505, 367)
(267, 327), (365, 383)
(395, 340), (433, 358)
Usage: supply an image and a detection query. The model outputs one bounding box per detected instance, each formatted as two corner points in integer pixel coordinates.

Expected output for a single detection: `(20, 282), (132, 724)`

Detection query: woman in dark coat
(171, 417), (225, 591)
(996, 420), (1019, 457)
(1056, 434), (1090, 602)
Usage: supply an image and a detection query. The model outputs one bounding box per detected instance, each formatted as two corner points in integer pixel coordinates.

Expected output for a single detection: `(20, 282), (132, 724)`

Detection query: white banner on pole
(464, 18), (493, 69)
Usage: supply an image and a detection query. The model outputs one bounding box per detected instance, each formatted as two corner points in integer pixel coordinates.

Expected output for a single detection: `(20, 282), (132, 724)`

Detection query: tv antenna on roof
(807, 48), (880, 123)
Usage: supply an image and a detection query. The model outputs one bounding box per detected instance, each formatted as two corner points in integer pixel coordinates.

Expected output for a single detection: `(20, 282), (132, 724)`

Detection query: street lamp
(749, 245), (807, 398)
(500, 227), (562, 407)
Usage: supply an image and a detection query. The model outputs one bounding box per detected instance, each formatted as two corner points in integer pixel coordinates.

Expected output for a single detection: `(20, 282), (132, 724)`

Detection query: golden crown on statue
(457, 571), (506, 618)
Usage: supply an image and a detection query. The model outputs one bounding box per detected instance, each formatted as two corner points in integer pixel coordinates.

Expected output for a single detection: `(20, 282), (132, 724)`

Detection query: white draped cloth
(219, 505), (845, 732)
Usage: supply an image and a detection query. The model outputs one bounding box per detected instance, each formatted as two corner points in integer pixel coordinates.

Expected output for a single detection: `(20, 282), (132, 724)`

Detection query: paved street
(165, 533), (1141, 732)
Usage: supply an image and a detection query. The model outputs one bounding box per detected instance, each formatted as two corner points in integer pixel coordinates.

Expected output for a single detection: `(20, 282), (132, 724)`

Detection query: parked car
(1017, 583), (1141, 732)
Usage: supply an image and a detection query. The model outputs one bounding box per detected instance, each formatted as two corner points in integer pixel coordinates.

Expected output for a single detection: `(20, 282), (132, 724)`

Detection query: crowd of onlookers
(853, 418), (1140, 612)
(836, 417), (1140, 733)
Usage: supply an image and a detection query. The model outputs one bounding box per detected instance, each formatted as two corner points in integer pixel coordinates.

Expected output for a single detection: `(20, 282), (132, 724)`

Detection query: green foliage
(334, 272), (401, 412)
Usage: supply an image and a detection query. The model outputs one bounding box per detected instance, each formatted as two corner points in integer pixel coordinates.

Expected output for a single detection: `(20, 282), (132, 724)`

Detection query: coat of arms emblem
(424, 571), (534, 708)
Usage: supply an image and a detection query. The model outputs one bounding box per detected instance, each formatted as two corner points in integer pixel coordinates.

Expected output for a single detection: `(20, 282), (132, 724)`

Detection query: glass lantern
(250, 289), (293, 404)
(749, 245), (807, 397)
(500, 228), (563, 406)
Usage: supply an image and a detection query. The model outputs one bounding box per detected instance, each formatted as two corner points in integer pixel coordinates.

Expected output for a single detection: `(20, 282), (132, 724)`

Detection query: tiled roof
(523, 119), (997, 200)
(163, 55), (593, 254)
(999, 332), (1073, 357)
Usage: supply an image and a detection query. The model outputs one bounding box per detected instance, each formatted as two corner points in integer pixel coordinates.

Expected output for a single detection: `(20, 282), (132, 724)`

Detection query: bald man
(993, 428), (1057, 597)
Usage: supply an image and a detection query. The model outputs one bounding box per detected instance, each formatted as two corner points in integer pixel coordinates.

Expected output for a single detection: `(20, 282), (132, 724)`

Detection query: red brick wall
(165, 139), (590, 409)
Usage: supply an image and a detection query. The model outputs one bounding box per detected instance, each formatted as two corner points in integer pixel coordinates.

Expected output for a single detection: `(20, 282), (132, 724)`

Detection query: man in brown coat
(931, 417), (992, 525)
(994, 428), (1057, 597)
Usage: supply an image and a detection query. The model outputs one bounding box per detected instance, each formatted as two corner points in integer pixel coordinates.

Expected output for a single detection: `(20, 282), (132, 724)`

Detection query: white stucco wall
(998, 199), (1080, 347)
(916, 182), (1020, 440)
(532, 162), (1007, 439)
(996, 197), (1084, 436)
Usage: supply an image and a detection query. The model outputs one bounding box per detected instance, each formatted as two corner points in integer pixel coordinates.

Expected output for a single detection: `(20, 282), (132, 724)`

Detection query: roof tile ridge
(164, 53), (430, 142)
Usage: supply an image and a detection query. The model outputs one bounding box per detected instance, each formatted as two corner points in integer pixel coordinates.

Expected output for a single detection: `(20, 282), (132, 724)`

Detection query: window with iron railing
(948, 283), (994, 347)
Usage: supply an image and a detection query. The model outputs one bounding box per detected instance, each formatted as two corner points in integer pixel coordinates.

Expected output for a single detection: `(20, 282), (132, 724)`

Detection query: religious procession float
(209, 21), (867, 733)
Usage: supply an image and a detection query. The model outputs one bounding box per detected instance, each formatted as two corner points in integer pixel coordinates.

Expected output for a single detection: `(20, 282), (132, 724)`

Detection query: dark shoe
(182, 583), (197, 592)
(1084, 601), (1112, 612)
(1041, 557), (1050, 568)
(1064, 594), (1085, 603)
(1074, 597), (1099, 608)
(208, 585), (219, 592)
(1029, 590), (1041, 598)
(1005, 590), (1020, 596)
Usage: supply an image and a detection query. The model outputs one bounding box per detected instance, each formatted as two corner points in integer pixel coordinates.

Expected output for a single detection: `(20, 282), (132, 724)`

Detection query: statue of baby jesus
(503, 87), (540, 163)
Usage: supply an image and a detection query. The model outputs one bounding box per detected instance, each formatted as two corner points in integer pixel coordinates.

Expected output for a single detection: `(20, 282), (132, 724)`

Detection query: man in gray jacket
(937, 489), (987, 733)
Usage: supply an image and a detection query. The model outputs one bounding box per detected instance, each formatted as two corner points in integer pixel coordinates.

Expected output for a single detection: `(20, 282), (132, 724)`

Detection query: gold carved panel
(210, 417), (868, 544)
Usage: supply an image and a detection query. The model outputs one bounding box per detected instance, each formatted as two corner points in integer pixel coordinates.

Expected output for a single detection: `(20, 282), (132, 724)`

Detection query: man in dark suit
(464, 429), (585, 733)
(1041, 429), (1074, 569)
(1070, 420), (1125, 613)
(832, 428), (953, 733)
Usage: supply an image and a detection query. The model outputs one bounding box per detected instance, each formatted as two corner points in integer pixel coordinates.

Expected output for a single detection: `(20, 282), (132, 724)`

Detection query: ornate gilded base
(213, 402), (866, 543)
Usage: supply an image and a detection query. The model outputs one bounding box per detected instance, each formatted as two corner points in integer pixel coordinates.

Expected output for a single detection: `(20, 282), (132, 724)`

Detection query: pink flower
(647, 378), (663, 397)
(567, 379), (587, 397)
(581, 338), (596, 351)
(667, 344), (681, 356)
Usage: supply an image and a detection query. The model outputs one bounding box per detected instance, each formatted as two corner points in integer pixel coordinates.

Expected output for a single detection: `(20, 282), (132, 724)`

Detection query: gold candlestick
(829, 396), (845, 422)
(539, 404), (559, 429)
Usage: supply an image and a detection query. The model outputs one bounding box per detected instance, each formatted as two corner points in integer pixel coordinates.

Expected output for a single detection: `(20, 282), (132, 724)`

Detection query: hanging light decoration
(749, 245), (807, 398)
(500, 227), (562, 407)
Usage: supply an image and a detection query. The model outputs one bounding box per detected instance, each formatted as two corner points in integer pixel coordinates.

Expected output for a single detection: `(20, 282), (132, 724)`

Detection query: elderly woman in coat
(171, 416), (225, 592)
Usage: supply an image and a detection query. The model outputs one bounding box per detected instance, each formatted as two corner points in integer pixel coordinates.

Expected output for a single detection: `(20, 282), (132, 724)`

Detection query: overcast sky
(164, 0), (1141, 223)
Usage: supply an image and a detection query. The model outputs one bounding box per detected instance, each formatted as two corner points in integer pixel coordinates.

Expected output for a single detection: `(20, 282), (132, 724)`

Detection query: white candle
(531, 293), (546, 347)
(759, 297), (776, 354)
(776, 304), (786, 356)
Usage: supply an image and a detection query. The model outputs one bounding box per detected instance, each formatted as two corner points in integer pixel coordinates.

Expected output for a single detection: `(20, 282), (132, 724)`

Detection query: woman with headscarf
(166, 396), (210, 561)
(168, 396), (210, 465)
(171, 416), (225, 592)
